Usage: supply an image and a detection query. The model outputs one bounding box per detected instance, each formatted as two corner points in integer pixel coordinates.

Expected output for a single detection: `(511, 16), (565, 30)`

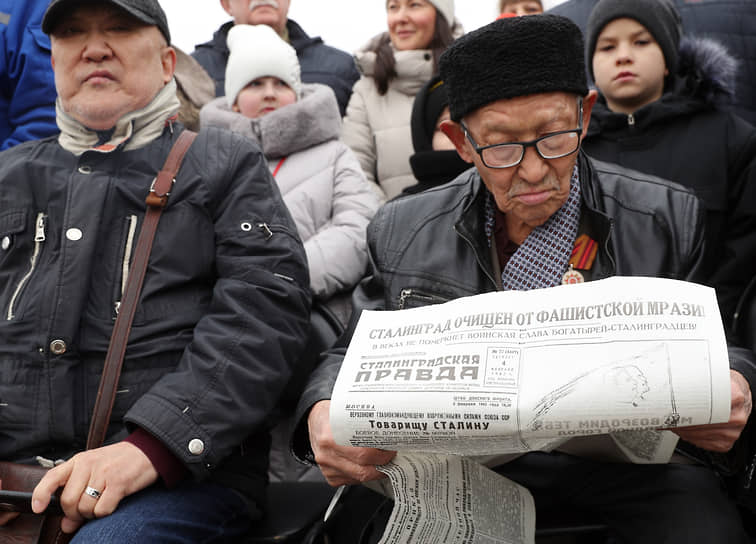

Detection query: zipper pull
(257, 223), (273, 240)
(398, 289), (412, 310)
(34, 213), (46, 242)
(627, 113), (636, 127)
(744, 453), (756, 490)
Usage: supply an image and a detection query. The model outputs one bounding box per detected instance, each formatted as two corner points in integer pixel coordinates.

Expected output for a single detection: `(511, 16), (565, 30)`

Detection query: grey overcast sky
(162, 0), (567, 55)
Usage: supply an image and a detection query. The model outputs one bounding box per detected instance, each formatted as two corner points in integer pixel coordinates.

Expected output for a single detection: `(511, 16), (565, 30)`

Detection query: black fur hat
(439, 14), (588, 122)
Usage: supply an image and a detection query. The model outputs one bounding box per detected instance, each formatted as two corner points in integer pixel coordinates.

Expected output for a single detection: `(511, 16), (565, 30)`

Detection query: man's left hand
(674, 369), (752, 452)
(31, 442), (158, 533)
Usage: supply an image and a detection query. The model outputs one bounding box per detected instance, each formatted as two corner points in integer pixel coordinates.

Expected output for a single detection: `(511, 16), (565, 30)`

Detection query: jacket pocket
(397, 288), (450, 310)
(6, 212), (46, 321)
(0, 361), (41, 435)
(0, 209), (27, 268)
(112, 215), (138, 319)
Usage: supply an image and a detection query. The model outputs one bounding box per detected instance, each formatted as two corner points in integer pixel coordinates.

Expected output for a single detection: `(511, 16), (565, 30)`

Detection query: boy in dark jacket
(548, 0), (756, 126)
(583, 0), (756, 333)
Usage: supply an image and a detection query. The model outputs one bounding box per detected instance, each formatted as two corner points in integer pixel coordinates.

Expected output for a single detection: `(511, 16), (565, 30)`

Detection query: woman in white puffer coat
(342, 0), (460, 200)
(200, 24), (379, 321)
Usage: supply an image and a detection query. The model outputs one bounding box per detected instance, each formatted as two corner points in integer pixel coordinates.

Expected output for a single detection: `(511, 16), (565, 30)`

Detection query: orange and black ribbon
(569, 234), (598, 271)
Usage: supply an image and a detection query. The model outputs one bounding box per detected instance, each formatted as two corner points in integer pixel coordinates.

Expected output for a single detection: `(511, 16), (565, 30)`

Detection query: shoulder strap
(86, 130), (197, 450)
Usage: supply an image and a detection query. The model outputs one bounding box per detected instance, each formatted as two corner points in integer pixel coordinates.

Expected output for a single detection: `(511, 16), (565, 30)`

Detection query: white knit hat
(225, 24), (302, 107)
(428, 0), (455, 26)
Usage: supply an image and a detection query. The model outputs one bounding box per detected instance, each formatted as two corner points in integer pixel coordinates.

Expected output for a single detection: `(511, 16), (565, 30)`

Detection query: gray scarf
(56, 79), (181, 156)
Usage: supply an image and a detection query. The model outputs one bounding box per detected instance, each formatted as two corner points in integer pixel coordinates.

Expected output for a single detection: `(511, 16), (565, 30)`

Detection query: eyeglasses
(460, 100), (583, 169)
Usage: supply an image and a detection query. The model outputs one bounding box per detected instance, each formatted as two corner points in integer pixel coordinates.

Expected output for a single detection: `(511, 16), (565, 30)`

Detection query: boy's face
(234, 76), (296, 119)
(499, 1), (543, 16)
(592, 17), (668, 115)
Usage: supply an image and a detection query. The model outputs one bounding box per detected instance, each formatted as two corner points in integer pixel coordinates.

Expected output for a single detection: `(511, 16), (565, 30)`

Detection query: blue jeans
(71, 480), (253, 543)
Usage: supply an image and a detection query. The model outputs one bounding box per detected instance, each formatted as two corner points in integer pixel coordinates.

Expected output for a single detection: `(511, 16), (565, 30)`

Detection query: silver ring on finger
(84, 486), (102, 500)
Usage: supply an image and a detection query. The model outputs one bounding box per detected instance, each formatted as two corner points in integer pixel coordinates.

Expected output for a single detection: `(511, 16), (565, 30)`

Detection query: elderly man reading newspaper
(291, 14), (756, 544)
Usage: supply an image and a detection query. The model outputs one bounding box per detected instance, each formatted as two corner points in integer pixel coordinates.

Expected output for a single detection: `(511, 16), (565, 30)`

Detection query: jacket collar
(56, 79), (181, 156)
(200, 83), (341, 159)
(454, 152), (615, 286)
(286, 19), (323, 51)
(216, 19), (320, 54)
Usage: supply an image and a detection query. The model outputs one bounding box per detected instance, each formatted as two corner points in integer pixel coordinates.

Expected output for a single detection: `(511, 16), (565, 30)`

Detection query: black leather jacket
(293, 153), (756, 460)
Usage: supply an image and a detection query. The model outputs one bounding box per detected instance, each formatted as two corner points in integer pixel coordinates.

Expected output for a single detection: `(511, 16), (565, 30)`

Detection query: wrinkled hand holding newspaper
(330, 277), (731, 543)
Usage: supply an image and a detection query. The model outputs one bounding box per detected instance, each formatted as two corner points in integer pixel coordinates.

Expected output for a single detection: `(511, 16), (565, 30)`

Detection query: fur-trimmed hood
(200, 83), (341, 159)
(674, 35), (738, 104)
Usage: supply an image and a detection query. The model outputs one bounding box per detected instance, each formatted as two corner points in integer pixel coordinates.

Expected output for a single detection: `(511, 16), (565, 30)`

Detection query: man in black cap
(0, 0), (310, 541)
(294, 14), (753, 542)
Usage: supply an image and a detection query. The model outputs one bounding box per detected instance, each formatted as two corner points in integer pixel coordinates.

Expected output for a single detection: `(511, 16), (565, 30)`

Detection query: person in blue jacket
(0, 0), (58, 150)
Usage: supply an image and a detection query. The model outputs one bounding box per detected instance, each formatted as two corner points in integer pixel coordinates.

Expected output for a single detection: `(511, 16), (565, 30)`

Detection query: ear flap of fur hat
(428, 0), (455, 26)
(224, 24), (302, 107)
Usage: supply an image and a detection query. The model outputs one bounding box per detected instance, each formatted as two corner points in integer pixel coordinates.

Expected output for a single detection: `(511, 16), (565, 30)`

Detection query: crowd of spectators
(1, 0), (755, 542)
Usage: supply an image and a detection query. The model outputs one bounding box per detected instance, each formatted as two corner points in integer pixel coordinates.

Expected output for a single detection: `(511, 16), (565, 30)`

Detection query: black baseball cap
(42, 0), (171, 44)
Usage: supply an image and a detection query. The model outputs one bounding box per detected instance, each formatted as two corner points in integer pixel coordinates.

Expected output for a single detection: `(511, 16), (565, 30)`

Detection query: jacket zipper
(7, 212), (46, 321)
(114, 215), (138, 316)
(627, 113), (636, 127)
(453, 225), (499, 290)
(596, 219), (616, 278)
(398, 289), (448, 310)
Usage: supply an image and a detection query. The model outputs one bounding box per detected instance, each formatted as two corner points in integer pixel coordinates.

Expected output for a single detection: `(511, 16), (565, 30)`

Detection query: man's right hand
(308, 400), (396, 486)
(0, 480), (20, 526)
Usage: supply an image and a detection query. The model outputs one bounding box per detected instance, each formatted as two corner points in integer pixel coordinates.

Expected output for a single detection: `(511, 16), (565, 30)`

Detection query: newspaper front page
(329, 277), (732, 542)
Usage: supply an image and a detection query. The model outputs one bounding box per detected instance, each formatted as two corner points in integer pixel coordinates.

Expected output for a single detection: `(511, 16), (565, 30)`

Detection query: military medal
(562, 234), (597, 285)
(562, 264), (584, 284)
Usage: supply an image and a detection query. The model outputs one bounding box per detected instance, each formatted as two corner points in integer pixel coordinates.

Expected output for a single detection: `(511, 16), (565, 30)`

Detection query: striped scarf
(485, 165), (581, 291)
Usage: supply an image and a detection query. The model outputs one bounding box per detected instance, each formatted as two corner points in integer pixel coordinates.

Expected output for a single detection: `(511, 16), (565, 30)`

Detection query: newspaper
(375, 453), (535, 544)
(329, 277), (732, 542)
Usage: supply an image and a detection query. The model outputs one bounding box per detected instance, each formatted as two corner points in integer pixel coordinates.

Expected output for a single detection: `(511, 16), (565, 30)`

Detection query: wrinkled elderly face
(221, 0), (290, 34)
(443, 92), (594, 237)
(50, 3), (174, 130)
